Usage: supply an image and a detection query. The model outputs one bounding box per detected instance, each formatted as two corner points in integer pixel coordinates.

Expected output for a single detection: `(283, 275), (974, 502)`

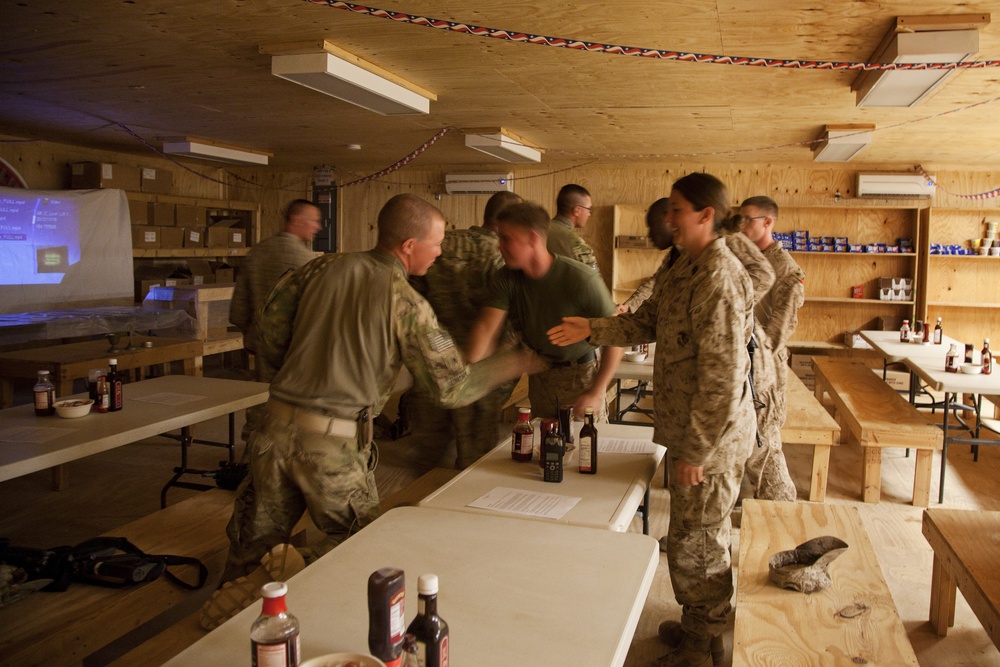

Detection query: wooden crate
(143, 283), (233, 339)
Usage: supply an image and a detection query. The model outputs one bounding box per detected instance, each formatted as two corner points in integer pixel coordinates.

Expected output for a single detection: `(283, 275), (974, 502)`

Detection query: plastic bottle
(899, 319), (910, 343)
(33, 370), (56, 416)
(578, 407), (598, 474)
(368, 567), (406, 667)
(107, 358), (123, 412)
(511, 408), (533, 462)
(250, 581), (300, 667)
(405, 574), (449, 667)
(945, 343), (960, 373)
(933, 317), (943, 345)
(983, 338), (992, 375)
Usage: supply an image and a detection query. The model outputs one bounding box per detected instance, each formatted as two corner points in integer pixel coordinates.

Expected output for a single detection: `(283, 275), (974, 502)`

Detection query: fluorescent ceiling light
(162, 138), (271, 165)
(852, 15), (985, 108)
(813, 125), (874, 162)
(465, 129), (542, 163)
(264, 40), (436, 116)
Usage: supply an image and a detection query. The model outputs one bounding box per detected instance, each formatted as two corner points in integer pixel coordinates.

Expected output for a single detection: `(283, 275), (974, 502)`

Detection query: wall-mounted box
(70, 162), (141, 191)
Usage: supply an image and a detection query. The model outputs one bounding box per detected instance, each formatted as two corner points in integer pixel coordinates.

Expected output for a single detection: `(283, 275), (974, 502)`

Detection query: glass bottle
(933, 317), (943, 345)
(899, 319), (910, 343)
(511, 408), (533, 462)
(94, 375), (110, 413)
(401, 634), (419, 667)
(405, 574), (449, 667)
(558, 405), (574, 451)
(33, 370), (56, 416)
(982, 338), (992, 375)
(945, 344), (960, 373)
(578, 407), (598, 474)
(250, 581), (300, 667)
(368, 567), (406, 667)
(107, 358), (123, 412)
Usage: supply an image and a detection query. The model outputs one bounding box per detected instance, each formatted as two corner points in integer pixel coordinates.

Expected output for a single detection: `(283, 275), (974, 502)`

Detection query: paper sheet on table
(131, 392), (205, 406)
(599, 437), (657, 454)
(467, 486), (581, 520)
(0, 426), (71, 444)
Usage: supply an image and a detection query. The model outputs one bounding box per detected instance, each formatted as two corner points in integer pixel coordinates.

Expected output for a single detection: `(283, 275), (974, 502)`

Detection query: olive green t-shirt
(486, 254), (616, 362)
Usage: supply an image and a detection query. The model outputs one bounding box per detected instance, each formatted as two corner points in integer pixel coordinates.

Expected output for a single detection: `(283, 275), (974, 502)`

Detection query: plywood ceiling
(2, 0), (1000, 174)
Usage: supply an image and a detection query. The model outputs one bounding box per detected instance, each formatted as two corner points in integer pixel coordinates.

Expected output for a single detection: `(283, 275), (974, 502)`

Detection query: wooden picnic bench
(782, 370), (840, 502)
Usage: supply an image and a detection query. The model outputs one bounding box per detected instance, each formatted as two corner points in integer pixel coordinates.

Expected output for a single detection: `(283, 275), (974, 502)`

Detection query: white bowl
(623, 351), (647, 362)
(53, 399), (94, 418)
(300, 653), (387, 667)
(960, 363), (982, 375)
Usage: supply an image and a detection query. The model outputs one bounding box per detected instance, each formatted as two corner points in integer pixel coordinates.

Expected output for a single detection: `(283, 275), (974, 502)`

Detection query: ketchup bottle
(369, 567), (406, 667)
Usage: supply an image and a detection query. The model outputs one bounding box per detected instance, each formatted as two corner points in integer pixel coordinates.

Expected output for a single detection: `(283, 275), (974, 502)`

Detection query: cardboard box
(143, 283), (234, 339)
(206, 218), (244, 248)
(139, 166), (173, 194)
(148, 202), (175, 226)
(851, 285), (864, 299)
(158, 226), (184, 249)
(132, 224), (159, 249)
(70, 162), (141, 191)
(211, 261), (235, 284)
(187, 259), (214, 285)
(843, 331), (872, 349)
(876, 316), (905, 331)
(228, 227), (246, 248)
(128, 199), (149, 225)
(790, 354), (817, 390)
(881, 369), (910, 392)
(175, 204), (206, 228)
(135, 277), (190, 303)
(181, 227), (205, 248)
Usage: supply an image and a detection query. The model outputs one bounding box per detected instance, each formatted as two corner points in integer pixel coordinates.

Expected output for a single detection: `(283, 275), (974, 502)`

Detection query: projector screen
(0, 187), (134, 314)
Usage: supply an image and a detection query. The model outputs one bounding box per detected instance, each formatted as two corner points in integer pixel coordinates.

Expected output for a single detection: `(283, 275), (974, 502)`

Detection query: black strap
(71, 537), (208, 590)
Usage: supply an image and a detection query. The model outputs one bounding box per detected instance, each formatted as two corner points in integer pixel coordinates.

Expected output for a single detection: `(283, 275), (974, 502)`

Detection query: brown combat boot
(657, 620), (724, 666)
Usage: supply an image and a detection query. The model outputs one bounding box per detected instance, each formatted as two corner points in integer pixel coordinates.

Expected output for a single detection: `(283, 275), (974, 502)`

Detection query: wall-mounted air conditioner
(445, 173), (514, 195)
(856, 173), (935, 198)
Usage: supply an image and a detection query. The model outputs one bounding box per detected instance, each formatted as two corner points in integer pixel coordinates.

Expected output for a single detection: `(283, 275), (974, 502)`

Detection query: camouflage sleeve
(395, 280), (522, 409)
(684, 269), (750, 466)
(574, 236), (599, 272)
(763, 272), (805, 352)
(622, 274), (656, 312)
(724, 233), (775, 306)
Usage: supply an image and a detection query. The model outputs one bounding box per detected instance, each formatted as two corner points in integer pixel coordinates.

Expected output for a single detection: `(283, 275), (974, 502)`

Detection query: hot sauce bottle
(511, 407), (533, 462)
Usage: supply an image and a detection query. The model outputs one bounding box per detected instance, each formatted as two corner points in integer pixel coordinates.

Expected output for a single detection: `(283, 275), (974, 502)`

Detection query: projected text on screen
(0, 194), (80, 285)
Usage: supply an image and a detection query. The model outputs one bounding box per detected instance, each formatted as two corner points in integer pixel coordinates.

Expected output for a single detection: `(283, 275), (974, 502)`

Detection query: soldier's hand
(547, 317), (591, 346)
(675, 459), (704, 486)
(571, 388), (604, 417)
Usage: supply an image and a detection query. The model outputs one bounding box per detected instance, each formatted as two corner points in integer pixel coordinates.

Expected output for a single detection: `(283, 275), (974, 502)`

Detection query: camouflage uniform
(589, 237), (756, 642)
(621, 247), (681, 312)
(409, 226), (515, 470)
(725, 234), (796, 502)
(222, 250), (525, 581)
(229, 231), (316, 440)
(547, 215), (598, 271)
(751, 242), (806, 500)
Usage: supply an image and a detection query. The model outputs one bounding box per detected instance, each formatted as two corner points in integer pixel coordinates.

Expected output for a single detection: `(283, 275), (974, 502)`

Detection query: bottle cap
(986, 338), (991, 344)
(518, 407), (531, 414)
(109, 358), (118, 365)
(417, 574), (439, 595)
(39, 370), (50, 376)
(260, 581), (288, 598)
(584, 407), (594, 414)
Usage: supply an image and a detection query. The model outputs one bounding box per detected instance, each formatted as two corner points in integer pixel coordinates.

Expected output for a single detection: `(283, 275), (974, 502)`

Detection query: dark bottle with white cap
(251, 581), (300, 667)
(405, 574), (449, 667)
(106, 358), (123, 412)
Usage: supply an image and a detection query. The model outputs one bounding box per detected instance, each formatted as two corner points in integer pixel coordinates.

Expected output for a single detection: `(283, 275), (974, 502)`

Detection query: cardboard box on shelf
(148, 202), (175, 226)
(843, 331), (872, 349)
(131, 224), (159, 249)
(876, 316), (905, 331)
(790, 353), (817, 390)
(211, 261), (235, 284)
(175, 204), (206, 228)
(139, 166), (173, 194)
(69, 162), (141, 191)
(206, 219), (244, 248)
(181, 227), (205, 248)
(135, 277), (190, 303)
(158, 226), (184, 249)
(187, 259), (215, 285)
(143, 283), (234, 339)
(128, 199), (149, 225)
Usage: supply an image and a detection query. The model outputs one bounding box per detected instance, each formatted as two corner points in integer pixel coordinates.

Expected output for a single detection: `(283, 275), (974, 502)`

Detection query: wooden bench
(922, 508), (1000, 649)
(0, 488), (236, 667)
(812, 357), (943, 507)
(734, 499), (918, 666)
(781, 371), (841, 502)
(108, 467), (461, 667)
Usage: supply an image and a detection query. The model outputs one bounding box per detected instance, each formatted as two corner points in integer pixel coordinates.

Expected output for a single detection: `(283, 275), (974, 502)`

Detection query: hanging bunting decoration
(916, 165), (1000, 200)
(338, 126), (454, 188)
(305, 1), (1000, 71)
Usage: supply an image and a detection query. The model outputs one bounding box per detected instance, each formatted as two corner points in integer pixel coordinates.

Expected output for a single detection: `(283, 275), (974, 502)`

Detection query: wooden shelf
(805, 297), (914, 305)
(929, 254), (1000, 259)
(791, 251), (917, 258)
(133, 248), (250, 259)
(927, 301), (1000, 309)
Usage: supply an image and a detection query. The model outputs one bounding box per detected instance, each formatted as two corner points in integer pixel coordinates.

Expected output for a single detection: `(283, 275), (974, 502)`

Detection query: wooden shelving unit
(610, 205), (668, 305)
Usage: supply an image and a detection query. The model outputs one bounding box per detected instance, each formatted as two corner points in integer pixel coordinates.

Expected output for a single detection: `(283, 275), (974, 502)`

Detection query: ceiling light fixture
(464, 128), (542, 163)
(162, 137), (271, 165)
(812, 124), (875, 162)
(262, 40), (436, 116)
(852, 14), (989, 108)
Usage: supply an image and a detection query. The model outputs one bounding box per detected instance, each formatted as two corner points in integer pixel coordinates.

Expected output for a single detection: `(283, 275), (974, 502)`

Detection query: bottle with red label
(511, 408), (533, 462)
(983, 338), (992, 375)
(945, 344), (960, 373)
(106, 358), (123, 412)
(899, 319), (910, 343)
(406, 574), (449, 667)
(33, 370), (56, 417)
(369, 567), (406, 667)
(250, 581), (300, 667)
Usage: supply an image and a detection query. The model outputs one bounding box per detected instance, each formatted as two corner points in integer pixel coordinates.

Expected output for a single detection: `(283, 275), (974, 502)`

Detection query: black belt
(549, 350), (597, 368)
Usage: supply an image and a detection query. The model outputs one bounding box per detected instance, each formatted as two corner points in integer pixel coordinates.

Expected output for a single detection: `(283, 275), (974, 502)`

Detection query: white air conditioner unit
(856, 173), (936, 198)
(445, 173), (514, 195)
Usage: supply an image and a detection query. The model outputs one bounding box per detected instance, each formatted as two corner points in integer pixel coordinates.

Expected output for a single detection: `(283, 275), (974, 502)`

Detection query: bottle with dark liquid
(33, 370), (56, 417)
(511, 407), (534, 462)
(983, 338), (992, 375)
(578, 407), (598, 474)
(250, 581), (300, 667)
(933, 317), (943, 345)
(107, 358), (123, 412)
(559, 405), (574, 451)
(368, 567), (406, 667)
(405, 574), (449, 667)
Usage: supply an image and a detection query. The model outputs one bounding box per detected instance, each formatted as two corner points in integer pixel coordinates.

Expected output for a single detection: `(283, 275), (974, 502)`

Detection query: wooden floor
(1, 369), (999, 666)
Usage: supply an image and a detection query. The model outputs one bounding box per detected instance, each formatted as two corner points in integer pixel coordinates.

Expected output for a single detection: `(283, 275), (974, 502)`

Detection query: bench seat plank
(735, 499), (918, 666)
(782, 371), (840, 502)
(812, 357), (942, 506)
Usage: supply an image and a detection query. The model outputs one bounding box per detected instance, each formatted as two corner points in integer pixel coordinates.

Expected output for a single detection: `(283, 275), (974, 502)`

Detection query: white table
(860, 329), (961, 406)
(163, 506), (659, 667)
(903, 355), (1000, 503)
(419, 422), (664, 533)
(612, 357), (654, 423)
(0, 375), (268, 503)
